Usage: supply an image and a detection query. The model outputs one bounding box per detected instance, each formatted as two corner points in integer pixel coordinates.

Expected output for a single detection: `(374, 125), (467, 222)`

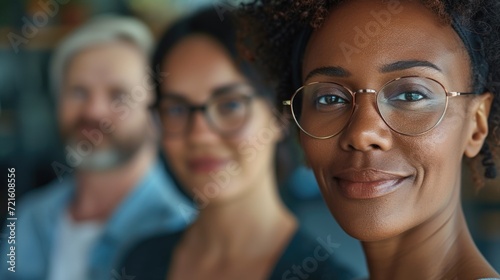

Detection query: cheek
(412, 103), (470, 177)
(409, 117), (468, 204)
(162, 137), (185, 169)
(299, 133), (333, 171)
(112, 106), (148, 133)
(225, 112), (281, 187)
(298, 134), (339, 216)
(59, 101), (79, 130)
(228, 131), (271, 180)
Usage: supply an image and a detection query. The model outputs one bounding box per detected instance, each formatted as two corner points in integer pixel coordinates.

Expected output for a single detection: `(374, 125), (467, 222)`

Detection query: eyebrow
(160, 92), (185, 101)
(380, 60), (442, 73)
(304, 66), (351, 81)
(160, 83), (251, 101)
(212, 83), (250, 96)
(304, 60), (443, 82)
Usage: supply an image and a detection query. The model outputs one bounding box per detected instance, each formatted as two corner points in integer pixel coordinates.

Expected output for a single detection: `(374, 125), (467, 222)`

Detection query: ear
(464, 92), (494, 158)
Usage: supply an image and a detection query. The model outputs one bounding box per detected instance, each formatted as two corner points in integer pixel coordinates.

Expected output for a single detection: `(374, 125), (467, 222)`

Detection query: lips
(188, 157), (229, 173)
(333, 169), (410, 199)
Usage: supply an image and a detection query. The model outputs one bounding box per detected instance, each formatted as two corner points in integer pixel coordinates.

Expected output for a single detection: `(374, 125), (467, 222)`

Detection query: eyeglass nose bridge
(353, 88), (377, 95)
(354, 89), (377, 94)
(187, 105), (211, 125)
(188, 105), (208, 113)
(184, 105), (215, 135)
(351, 89), (378, 103)
(347, 88), (391, 133)
(351, 88), (378, 106)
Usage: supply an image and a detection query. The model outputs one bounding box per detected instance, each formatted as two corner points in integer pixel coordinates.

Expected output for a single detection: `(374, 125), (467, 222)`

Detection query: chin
(326, 198), (414, 242)
(341, 223), (404, 242)
(77, 150), (125, 171)
(186, 180), (244, 207)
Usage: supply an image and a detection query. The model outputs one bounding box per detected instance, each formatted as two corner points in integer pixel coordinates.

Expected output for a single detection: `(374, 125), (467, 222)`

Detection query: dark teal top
(119, 228), (355, 280)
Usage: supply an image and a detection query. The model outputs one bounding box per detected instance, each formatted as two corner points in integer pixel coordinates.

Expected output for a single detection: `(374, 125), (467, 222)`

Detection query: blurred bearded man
(0, 16), (193, 280)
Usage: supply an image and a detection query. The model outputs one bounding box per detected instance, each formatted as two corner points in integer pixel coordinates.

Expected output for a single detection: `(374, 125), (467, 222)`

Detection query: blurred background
(0, 0), (499, 277)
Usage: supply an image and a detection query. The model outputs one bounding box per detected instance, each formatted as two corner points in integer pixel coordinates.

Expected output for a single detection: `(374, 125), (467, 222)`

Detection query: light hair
(50, 14), (153, 99)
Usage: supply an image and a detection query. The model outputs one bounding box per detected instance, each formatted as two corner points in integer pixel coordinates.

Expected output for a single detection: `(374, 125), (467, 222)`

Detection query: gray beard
(77, 148), (130, 171)
(64, 130), (149, 172)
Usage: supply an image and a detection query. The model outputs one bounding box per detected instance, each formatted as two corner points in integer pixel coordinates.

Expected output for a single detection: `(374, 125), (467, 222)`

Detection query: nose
(187, 111), (219, 143)
(82, 91), (110, 120)
(338, 93), (393, 152)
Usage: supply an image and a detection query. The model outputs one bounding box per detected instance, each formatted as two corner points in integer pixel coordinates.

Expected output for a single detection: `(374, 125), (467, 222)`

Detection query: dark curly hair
(239, 0), (500, 187)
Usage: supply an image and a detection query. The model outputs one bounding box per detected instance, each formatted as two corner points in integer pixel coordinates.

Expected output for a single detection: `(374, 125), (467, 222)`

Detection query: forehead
(65, 42), (147, 86)
(302, 0), (469, 84)
(160, 35), (246, 103)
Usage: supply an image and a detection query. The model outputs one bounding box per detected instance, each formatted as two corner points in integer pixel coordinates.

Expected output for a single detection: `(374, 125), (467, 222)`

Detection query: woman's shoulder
(270, 227), (356, 280)
(118, 229), (185, 280)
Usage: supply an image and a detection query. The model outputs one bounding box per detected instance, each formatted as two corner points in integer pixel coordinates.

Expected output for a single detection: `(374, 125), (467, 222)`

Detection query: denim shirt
(0, 159), (195, 280)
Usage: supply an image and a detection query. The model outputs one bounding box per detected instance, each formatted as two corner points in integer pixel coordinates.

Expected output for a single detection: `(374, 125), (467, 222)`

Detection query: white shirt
(47, 211), (104, 280)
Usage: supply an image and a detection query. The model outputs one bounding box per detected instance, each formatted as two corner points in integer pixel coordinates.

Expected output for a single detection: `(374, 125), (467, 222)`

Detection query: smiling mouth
(335, 178), (408, 199)
(188, 158), (230, 173)
(333, 169), (410, 199)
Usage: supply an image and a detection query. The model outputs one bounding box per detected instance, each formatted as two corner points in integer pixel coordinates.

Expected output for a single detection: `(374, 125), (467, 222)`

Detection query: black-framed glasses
(283, 76), (476, 139)
(158, 83), (255, 136)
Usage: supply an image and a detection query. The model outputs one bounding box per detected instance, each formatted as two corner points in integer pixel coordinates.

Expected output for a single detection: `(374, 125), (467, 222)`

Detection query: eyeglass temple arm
(282, 100), (291, 106)
(448, 91), (475, 97)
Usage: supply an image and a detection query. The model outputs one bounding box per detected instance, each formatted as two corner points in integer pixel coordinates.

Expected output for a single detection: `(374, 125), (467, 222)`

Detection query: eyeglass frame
(157, 83), (256, 136)
(282, 75), (477, 139)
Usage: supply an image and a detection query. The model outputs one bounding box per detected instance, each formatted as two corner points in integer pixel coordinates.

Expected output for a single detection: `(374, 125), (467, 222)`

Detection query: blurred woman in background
(119, 8), (354, 280)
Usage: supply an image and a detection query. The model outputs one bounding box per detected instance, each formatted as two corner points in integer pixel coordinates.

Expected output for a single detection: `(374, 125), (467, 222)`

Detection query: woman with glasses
(242, 0), (500, 279)
(118, 8), (354, 280)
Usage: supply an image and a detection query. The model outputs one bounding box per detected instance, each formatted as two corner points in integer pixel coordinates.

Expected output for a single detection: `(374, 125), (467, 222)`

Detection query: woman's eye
(316, 95), (347, 105)
(222, 100), (241, 110)
(164, 105), (186, 116)
(392, 91), (426, 102)
(217, 99), (244, 115)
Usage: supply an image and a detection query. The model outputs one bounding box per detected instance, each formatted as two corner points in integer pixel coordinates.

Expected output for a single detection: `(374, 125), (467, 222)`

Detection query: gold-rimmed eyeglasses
(283, 76), (476, 139)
